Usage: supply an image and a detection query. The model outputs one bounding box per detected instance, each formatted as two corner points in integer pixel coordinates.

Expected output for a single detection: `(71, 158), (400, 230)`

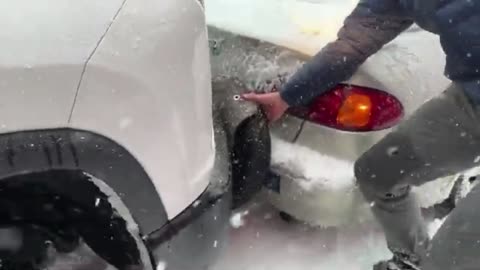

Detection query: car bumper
(144, 127), (232, 270)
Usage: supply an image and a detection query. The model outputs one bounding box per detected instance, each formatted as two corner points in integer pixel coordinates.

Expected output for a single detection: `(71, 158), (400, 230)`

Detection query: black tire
(231, 113), (271, 209)
(0, 171), (150, 270)
(0, 183), (82, 270)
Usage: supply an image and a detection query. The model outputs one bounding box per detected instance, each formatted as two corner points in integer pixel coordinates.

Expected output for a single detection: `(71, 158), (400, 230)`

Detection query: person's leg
(354, 83), (480, 266)
(423, 183), (480, 270)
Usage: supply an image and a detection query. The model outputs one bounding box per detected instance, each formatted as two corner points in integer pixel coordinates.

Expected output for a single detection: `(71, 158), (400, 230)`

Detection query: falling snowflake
(157, 261), (167, 270)
(230, 210), (249, 228)
(193, 200), (201, 208)
(95, 197), (101, 207)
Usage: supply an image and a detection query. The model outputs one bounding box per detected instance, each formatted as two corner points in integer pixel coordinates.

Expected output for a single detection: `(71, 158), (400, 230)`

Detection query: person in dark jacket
(243, 0), (480, 269)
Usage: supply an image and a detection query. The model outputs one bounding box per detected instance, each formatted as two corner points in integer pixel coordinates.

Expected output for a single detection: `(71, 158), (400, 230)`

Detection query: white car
(206, 0), (478, 227)
(0, 0), (270, 269)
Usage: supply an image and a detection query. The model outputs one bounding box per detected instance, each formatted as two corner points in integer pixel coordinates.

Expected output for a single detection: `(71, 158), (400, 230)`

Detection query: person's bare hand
(241, 91), (289, 123)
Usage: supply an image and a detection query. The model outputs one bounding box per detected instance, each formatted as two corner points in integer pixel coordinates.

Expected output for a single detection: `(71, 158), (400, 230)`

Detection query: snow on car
(205, 0), (478, 227)
(0, 0), (270, 269)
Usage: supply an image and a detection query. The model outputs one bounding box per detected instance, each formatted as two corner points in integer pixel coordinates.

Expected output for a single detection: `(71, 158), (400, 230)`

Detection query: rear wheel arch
(0, 128), (168, 235)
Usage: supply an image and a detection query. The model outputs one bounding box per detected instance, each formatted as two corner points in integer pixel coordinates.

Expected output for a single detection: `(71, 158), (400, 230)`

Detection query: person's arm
(280, 0), (414, 107)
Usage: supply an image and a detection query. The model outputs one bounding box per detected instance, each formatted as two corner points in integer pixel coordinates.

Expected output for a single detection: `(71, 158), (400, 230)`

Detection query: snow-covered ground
(50, 208), (389, 270)
(49, 194), (449, 270)
(212, 195), (452, 270)
(213, 197), (391, 270)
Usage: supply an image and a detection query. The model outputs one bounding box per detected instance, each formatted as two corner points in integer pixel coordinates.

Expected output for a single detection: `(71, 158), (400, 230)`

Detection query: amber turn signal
(336, 93), (372, 128)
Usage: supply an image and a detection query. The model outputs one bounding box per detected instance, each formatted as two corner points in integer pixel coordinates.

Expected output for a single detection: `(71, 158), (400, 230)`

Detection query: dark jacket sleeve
(280, 0), (414, 107)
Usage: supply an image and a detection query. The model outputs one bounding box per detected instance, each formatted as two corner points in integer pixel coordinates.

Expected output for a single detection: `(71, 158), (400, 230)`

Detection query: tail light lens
(288, 84), (403, 132)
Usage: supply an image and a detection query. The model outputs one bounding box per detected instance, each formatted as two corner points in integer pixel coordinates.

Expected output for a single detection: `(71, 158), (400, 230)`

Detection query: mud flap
(213, 77), (271, 209)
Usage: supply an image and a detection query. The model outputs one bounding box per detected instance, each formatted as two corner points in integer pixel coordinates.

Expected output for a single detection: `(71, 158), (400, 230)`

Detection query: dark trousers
(355, 83), (480, 269)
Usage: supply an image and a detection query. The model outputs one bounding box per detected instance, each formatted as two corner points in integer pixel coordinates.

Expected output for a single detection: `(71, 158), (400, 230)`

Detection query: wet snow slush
(214, 197), (390, 270)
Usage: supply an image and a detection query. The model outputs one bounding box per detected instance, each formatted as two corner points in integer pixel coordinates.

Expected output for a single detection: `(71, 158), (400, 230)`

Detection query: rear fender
(209, 26), (308, 208)
(208, 26), (307, 92)
(213, 77), (271, 208)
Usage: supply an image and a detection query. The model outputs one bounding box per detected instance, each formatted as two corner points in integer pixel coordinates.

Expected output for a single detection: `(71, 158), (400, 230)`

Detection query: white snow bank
(271, 136), (355, 191)
(267, 136), (464, 227)
(267, 136), (367, 227)
(213, 198), (391, 270)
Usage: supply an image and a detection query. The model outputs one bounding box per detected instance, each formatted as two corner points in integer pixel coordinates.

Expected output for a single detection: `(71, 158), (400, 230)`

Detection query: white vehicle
(206, 0), (477, 227)
(0, 0), (270, 269)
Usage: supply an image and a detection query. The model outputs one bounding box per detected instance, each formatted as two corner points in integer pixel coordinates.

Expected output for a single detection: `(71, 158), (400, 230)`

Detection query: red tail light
(288, 84), (403, 132)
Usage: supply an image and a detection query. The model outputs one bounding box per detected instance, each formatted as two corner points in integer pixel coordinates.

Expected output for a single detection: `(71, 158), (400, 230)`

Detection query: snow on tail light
(288, 84), (404, 132)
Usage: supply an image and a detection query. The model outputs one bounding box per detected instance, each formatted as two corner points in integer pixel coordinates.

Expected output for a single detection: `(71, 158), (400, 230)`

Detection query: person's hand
(241, 91), (289, 123)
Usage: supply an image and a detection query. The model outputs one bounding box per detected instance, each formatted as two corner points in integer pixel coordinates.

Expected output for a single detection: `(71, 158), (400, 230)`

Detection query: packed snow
(213, 197), (456, 270)
(270, 136), (355, 191)
(266, 136), (464, 227)
(214, 198), (392, 270)
(48, 197), (449, 270)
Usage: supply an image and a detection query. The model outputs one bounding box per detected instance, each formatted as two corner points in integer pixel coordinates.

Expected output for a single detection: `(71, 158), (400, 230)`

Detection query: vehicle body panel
(146, 118), (231, 270)
(207, 26), (307, 141)
(68, 0), (214, 219)
(2, 0), (218, 220)
(0, 0), (123, 132)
